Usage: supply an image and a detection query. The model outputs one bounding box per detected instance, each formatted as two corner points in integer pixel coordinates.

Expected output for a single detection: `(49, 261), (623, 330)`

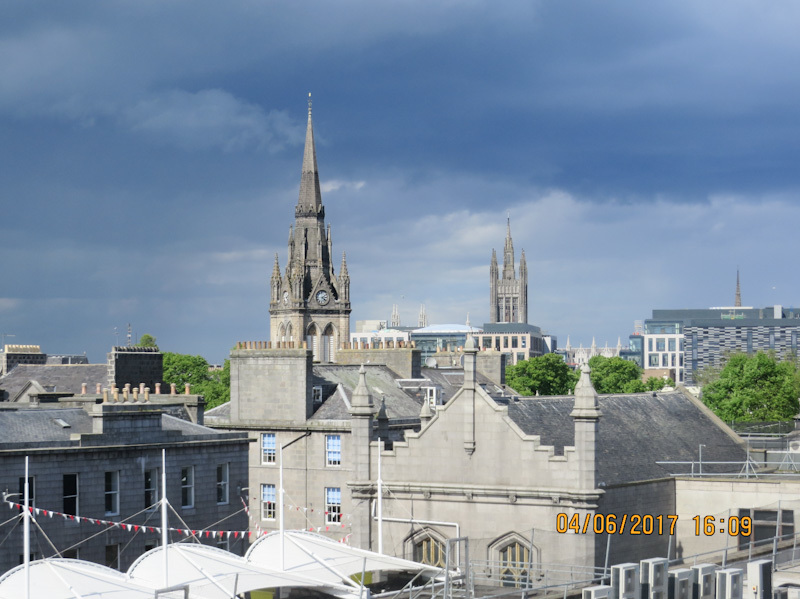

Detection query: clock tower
(269, 95), (351, 362)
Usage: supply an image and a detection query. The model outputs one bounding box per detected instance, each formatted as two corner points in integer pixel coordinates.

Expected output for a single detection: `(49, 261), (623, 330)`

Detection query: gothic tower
(489, 218), (528, 323)
(269, 95), (351, 361)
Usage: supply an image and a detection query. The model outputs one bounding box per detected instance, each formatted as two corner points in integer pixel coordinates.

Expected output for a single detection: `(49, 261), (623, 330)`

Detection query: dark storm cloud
(1, 0), (800, 362)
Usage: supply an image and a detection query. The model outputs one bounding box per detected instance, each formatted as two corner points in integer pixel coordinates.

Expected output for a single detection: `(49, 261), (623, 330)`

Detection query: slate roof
(0, 364), (108, 401)
(0, 407), (233, 448)
(505, 390), (746, 486)
(310, 364), (423, 421)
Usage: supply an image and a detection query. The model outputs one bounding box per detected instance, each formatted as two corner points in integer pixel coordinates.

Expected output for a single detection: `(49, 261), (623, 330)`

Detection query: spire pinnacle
(297, 94), (322, 211)
(502, 217), (515, 280)
(340, 252), (349, 277)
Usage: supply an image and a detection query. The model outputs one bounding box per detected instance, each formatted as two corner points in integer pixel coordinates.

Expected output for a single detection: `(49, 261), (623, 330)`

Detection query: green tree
(137, 333), (158, 348)
(506, 353), (579, 396)
(587, 356), (644, 394)
(645, 376), (674, 391)
(162, 353), (230, 409)
(701, 352), (800, 422)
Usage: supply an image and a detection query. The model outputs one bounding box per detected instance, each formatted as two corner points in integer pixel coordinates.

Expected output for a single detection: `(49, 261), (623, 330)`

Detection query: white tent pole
(377, 440), (383, 554)
(161, 448), (168, 587)
(24, 455), (30, 599)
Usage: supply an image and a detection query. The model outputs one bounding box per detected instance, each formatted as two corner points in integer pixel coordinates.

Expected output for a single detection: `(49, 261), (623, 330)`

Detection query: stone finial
(349, 365), (374, 415)
(420, 398), (433, 423)
(377, 395), (388, 421)
(570, 364), (602, 419)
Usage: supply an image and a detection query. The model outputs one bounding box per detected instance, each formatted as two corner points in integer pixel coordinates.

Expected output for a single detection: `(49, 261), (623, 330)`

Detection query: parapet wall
(336, 347), (421, 379)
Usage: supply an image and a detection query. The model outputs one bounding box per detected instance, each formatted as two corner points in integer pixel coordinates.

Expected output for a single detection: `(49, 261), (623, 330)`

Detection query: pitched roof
(309, 364), (422, 421)
(505, 390), (746, 486)
(0, 364), (108, 401)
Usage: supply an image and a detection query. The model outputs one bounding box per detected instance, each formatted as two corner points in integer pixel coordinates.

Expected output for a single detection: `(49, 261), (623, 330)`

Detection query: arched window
(307, 324), (319, 361)
(414, 535), (446, 568)
(499, 541), (530, 587)
(489, 533), (540, 589)
(278, 323), (286, 343)
(406, 529), (447, 568)
(321, 323), (336, 363)
(286, 323), (293, 343)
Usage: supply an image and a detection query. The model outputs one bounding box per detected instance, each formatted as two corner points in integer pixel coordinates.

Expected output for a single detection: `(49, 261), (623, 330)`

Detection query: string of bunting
(3, 501), (254, 540)
(241, 498), (352, 543)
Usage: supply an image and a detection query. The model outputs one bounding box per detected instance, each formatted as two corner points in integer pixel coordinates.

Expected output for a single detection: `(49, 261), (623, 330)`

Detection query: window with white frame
(261, 484), (276, 520)
(144, 469), (158, 510)
(216, 463), (229, 504)
(104, 471), (119, 515)
(326, 435), (341, 466)
(312, 386), (323, 406)
(261, 433), (276, 464)
(181, 466), (194, 508)
(63, 473), (78, 516)
(325, 487), (342, 524)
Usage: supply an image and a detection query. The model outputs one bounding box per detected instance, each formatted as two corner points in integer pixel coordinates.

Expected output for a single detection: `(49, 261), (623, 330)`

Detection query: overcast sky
(2, 1), (800, 364)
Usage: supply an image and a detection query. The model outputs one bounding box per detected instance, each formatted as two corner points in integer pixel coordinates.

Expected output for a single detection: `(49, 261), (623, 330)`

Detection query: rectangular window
(216, 463), (229, 505)
(648, 354), (659, 367)
(326, 435), (342, 466)
(481, 337), (491, 348)
(661, 353), (669, 367)
(769, 330), (775, 350)
(18, 476), (35, 509)
(144, 469), (158, 510)
(521, 337), (527, 348)
(511, 336), (518, 349)
(104, 471), (119, 515)
(261, 484), (276, 520)
(325, 487), (342, 524)
(181, 467), (194, 508)
(747, 331), (753, 354)
(63, 474), (78, 516)
(312, 386), (323, 406)
(503, 336), (509, 348)
(671, 354), (677, 367)
(668, 338), (676, 352)
(261, 433), (277, 464)
(656, 338), (666, 352)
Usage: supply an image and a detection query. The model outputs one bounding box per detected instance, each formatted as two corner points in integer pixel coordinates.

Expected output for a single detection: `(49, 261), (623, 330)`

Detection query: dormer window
(312, 386), (323, 406)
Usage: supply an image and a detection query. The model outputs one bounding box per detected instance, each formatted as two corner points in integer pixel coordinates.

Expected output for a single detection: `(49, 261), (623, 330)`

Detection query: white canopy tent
(0, 558), (184, 599)
(128, 543), (359, 598)
(0, 533), (439, 599)
(246, 530), (440, 585)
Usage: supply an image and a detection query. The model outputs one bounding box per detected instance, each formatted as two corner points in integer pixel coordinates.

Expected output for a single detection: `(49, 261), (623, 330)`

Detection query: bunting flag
(3, 500), (252, 539)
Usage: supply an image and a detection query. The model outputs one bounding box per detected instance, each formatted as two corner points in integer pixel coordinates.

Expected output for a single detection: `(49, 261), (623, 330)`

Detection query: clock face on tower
(316, 290), (329, 305)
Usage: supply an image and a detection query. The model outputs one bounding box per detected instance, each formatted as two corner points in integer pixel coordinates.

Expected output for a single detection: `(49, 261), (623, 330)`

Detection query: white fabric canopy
(246, 530), (439, 585)
(128, 543), (357, 598)
(0, 558), (180, 599)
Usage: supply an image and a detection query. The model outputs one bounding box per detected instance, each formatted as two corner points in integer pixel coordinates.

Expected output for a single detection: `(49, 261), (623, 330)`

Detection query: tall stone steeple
(489, 217), (528, 323)
(270, 95), (351, 361)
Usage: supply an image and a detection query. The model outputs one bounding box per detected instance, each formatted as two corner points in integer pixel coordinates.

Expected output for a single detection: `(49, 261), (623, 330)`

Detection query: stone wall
(336, 347), (421, 379)
(107, 346), (163, 390)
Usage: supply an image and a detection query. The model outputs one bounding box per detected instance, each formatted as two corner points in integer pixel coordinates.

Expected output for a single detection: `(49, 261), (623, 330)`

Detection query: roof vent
(53, 418), (71, 429)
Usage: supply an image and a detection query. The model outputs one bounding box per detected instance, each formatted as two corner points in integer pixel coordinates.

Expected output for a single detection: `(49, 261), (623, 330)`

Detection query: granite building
(490, 219), (528, 324)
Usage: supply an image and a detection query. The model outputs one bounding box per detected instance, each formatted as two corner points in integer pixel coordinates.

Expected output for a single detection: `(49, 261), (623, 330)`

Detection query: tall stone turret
(570, 364), (602, 490)
(349, 365), (374, 549)
(489, 218), (528, 323)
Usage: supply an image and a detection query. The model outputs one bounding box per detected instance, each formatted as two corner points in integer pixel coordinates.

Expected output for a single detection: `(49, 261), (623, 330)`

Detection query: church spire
(297, 92), (322, 213)
(735, 268), (742, 307)
(502, 216), (515, 280)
